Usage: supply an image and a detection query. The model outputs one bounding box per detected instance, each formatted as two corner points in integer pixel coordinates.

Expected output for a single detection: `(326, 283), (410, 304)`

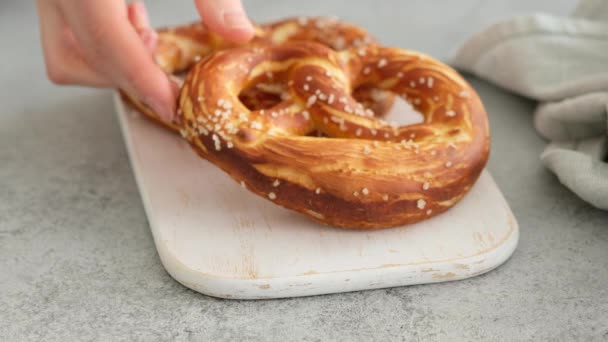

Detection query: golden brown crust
(178, 42), (490, 229)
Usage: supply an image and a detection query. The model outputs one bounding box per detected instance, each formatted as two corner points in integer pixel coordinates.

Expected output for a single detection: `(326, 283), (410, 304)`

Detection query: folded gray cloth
(452, 0), (608, 210)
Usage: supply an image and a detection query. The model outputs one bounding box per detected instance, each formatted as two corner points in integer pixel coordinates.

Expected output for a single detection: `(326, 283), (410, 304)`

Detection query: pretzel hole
(306, 130), (329, 137)
(352, 85), (424, 126)
(238, 82), (286, 111)
(384, 95), (425, 126)
(351, 86), (393, 118)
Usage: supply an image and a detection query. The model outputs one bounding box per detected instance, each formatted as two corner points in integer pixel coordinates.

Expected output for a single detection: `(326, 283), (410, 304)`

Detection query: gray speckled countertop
(2, 1), (607, 341)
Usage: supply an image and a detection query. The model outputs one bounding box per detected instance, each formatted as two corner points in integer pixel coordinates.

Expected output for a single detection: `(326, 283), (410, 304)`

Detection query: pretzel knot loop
(124, 17), (394, 132)
(179, 41), (490, 229)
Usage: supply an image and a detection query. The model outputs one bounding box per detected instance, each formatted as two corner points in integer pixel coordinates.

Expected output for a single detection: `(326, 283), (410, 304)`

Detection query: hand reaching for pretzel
(36, 0), (254, 122)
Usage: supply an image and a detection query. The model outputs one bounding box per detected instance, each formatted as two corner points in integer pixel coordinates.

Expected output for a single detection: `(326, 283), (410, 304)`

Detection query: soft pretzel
(122, 17), (394, 129)
(177, 42), (490, 229)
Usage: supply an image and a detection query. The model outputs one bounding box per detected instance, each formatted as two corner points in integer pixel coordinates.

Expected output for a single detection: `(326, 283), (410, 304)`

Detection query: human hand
(36, 0), (254, 122)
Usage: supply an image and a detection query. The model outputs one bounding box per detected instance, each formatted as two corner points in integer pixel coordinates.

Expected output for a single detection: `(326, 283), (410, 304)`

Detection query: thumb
(127, 1), (158, 52)
(194, 0), (254, 43)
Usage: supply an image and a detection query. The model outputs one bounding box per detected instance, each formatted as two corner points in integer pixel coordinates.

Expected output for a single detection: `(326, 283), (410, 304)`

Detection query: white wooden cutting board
(114, 93), (519, 300)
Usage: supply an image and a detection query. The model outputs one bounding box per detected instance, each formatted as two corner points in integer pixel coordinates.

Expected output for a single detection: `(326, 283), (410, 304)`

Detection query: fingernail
(146, 97), (174, 123)
(140, 29), (158, 52)
(223, 11), (252, 30)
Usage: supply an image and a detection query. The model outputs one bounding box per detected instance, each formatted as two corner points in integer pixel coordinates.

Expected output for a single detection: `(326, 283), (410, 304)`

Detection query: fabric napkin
(451, 0), (608, 210)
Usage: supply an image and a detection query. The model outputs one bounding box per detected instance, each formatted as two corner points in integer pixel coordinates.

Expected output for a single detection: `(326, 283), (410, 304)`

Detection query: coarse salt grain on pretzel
(178, 41), (490, 229)
(121, 16), (394, 128)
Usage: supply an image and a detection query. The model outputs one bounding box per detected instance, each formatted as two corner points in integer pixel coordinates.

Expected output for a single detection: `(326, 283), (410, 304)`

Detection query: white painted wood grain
(114, 93), (519, 299)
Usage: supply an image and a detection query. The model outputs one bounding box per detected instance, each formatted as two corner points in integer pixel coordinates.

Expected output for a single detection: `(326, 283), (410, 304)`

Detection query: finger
(36, 0), (110, 87)
(127, 1), (158, 52)
(61, 0), (176, 122)
(194, 0), (254, 43)
(127, 1), (151, 29)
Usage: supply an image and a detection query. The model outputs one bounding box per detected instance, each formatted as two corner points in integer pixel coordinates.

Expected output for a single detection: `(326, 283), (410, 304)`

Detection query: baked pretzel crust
(178, 42), (490, 229)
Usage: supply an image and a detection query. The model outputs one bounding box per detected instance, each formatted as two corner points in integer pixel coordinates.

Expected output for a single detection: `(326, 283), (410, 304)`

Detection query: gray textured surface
(1, 1), (607, 341)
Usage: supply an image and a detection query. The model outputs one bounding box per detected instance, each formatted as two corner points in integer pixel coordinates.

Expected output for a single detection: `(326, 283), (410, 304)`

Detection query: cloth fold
(452, 0), (608, 210)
